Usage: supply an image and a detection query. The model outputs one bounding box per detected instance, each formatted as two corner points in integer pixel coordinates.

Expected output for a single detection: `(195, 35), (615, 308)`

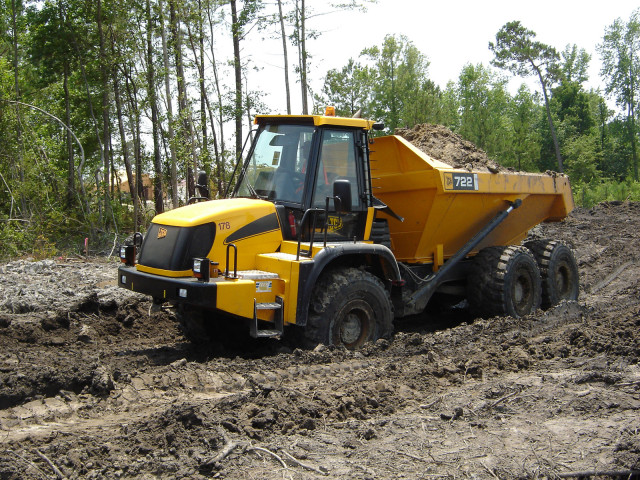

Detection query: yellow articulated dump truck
(118, 109), (578, 348)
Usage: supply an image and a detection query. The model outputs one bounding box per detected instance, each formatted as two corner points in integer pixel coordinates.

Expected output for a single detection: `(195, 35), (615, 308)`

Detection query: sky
(250, 0), (639, 114)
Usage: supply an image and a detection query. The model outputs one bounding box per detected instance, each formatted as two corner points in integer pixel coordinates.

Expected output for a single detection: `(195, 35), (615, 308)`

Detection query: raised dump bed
(370, 135), (574, 266)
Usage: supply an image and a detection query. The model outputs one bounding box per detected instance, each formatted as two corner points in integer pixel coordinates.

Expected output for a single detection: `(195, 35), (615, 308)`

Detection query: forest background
(0, 0), (639, 258)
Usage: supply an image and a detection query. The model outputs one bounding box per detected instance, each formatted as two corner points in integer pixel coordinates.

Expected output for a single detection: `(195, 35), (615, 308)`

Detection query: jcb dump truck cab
(118, 111), (578, 348)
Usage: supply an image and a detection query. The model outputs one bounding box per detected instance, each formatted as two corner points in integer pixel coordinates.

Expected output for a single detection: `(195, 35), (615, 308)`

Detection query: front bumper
(118, 265), (217, 308)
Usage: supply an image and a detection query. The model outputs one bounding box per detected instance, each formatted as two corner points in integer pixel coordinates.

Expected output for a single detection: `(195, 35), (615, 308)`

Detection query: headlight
(192, 257), (210, 281)
(120, 245), (136, 266)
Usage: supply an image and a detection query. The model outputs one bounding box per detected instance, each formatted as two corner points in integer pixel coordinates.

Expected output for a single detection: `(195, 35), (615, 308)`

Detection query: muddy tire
(468, 246), (542, 318)
(305, 267), (393, 349)
(524, 240), (579, 309)
(175, 306), (211, 343)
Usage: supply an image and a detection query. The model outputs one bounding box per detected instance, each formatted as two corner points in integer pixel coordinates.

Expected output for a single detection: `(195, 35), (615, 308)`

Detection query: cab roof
(254, 114), (376, 130)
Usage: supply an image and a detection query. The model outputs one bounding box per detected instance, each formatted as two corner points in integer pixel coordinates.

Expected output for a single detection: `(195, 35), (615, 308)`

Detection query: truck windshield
(236, 124), (315, 203)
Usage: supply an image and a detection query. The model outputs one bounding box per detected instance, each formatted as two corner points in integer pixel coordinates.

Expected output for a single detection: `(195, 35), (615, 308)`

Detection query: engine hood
(152, 198), (276, 227)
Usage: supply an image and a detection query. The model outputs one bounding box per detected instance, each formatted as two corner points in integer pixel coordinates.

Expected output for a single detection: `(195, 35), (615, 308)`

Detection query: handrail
(295, 208), (325, 261)
(225, 243), (238, 279)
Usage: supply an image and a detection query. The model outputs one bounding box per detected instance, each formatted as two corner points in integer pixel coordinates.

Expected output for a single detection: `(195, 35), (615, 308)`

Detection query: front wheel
(468, 246), (542, 319)
(305, 267), (393, 349)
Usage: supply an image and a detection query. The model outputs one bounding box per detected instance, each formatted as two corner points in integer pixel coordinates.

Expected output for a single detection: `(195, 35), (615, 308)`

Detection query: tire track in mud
(0, 353), (379, 443)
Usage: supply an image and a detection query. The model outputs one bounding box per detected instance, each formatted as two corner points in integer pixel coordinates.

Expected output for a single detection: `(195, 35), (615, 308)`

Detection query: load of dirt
(0, 202), (639, 479)
(395, 124), (504, 173)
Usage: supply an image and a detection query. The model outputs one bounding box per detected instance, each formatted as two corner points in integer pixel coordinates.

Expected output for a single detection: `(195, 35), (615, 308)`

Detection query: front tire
(468, 246), (542, 318)
(524, 240), (579, 309)
(305, 267), (393, 349)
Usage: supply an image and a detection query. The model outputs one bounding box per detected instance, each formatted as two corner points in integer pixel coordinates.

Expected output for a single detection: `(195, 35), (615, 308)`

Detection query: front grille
(138, 222), (216, 271)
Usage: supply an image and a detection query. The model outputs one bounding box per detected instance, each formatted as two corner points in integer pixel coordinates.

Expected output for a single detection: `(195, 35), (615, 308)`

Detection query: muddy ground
(0, 201), (639, 479)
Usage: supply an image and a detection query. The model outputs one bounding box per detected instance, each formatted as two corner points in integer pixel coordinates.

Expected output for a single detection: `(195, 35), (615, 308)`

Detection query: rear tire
(524, 240), (579, 309)
(468, 246), (542, 318)
(305, 267), (393, 349)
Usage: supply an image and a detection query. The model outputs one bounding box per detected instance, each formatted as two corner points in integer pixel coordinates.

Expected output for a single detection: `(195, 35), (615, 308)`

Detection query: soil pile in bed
(395, 124), (504, 173)
(0, 202), (639, 479)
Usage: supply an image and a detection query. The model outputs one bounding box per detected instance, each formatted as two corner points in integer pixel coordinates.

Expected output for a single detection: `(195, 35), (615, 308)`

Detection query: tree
(598, 9), (640, 181)
(509, 84), (541, 171)
(363, 34), (430, 132)
(318, 58), (372, 116)
(490, 21), (564, 172)
(561, 44), (590, 85)
(456, 63), (511, 158)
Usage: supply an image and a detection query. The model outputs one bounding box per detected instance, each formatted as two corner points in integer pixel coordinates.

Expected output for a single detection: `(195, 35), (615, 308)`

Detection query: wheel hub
(340, 313), (362, 345)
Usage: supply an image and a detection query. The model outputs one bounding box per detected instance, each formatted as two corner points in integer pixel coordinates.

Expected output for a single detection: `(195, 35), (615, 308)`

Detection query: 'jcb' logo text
(327, 216), (343, 232)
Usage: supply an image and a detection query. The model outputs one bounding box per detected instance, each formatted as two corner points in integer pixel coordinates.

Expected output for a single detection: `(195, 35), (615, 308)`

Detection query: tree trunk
(198, 0), (209, 178)
(124, 66), (144, 227)
(159, 0), (179, 208)
(146, 0), (164, 214)
(295, 0), (309, 114)
(96, 0), (112, 221)
(206, 3), (226, 195)
(112, 70), (135, 228)
(537, 70), (563, 172)
(11, 0), (26, 216)
(629, 102), (638, 181)
(277, 0), (291, 114)
(170, 0), (196, 200)
(62, 59), (75, 208)
(230, 0), (243, 158)
(186, 7), (220, 193)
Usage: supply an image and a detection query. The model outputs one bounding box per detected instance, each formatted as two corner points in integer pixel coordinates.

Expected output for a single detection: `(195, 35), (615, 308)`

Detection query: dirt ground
(0, 201), (637, 479)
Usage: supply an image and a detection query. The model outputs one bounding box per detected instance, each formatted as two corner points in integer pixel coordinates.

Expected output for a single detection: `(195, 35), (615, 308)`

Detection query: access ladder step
(254, 329), (282, 338)
(250, 297), (284, 339)
(256, 302), (282, 310)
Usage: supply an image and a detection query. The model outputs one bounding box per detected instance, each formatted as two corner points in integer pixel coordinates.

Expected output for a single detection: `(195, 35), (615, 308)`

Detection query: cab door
(309, 128), (369, 241)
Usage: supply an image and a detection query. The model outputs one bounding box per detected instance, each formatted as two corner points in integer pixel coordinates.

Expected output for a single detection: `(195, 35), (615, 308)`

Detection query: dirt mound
(395, 124), (504, 173)
(0, 203), (639, 479)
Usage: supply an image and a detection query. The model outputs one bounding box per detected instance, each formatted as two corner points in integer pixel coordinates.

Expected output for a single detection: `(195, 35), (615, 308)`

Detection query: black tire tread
(524, 239), (579, 309)
(468, 245), (541, 318)
(305, 267), (393, 347)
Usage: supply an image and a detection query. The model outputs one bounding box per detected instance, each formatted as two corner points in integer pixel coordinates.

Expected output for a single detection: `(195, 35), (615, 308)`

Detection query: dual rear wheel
(469, 241), (578, 319)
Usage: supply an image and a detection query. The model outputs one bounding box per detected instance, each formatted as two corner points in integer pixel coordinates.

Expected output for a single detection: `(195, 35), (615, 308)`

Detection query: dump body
(370, 135), (574, 266)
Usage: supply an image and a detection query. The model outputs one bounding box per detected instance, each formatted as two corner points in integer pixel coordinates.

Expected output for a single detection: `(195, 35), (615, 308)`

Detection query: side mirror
(196, 170), (209, 199)
(333, 178), (352, 213)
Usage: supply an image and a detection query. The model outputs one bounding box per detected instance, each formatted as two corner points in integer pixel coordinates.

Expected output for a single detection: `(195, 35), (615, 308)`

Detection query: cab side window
(312, 130), (360, 210)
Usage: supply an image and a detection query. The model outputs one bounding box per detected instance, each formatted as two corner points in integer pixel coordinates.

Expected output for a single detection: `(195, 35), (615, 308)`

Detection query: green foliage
(361, 34), (432, 131)
(562, 134), (600, 183)
(317, 58), (372, 117)
(489, 21), (561, 83)
(574, 179), (640, 208)
(456, 63), (511, 158)
(598, 8), (640, 180)
(2, 2), (640, 260)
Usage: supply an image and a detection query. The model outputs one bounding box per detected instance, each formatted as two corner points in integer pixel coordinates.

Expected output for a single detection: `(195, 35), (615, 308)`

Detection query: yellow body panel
(136, 265), (192, 277)
(370, 135), (574, 264)
(216, 279), (256, 318)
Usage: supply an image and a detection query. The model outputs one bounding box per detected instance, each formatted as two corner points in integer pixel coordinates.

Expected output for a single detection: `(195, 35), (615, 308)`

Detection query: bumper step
(250, 297), (284, 338)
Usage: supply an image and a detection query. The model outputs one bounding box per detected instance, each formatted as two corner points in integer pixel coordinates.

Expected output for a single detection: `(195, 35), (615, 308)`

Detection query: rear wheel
(468, 246), (542, 318)
(305, 267), (393, 349)
(524, 240), (579, 309)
